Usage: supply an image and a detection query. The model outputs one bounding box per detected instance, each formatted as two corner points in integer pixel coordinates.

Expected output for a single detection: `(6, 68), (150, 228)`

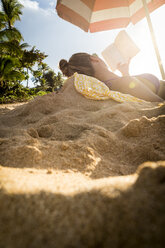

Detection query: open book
(101, 30), (140, 71)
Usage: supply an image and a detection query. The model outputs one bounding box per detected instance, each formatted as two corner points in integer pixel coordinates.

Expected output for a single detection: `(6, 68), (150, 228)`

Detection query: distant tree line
(0, 0), (64, 103)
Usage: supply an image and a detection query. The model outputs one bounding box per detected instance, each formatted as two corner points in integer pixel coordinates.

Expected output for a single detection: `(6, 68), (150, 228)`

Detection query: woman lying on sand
(59, 53), (165, 102)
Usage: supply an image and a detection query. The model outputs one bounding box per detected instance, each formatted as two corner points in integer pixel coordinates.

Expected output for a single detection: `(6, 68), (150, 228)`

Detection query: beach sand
(0, 78), (165, 247)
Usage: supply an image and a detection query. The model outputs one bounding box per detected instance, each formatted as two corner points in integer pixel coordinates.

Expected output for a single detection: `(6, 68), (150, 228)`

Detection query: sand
(0, 76), (165, 247)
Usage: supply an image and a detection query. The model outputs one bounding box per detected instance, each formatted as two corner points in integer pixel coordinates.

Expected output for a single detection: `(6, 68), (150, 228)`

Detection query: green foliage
(1, 0), (23, 29)
(32, 62), (49, 89)
(0, 81), (49, 103)
(36, 91), (47, 96)
(44, 70), (64, 92)
(0, 0), (64, 103)
(0, 12), (6, 30)
(0, 27), (23, 42)
(0, 81), (30, 103)
(0, 56), (25, 83)
(21, 47), (48, 68)
(0, 0), (24, 56)
(32, 65), (64, 92)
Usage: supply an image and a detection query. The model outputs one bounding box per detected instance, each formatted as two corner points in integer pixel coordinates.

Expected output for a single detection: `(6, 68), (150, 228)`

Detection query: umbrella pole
(142, 0), (165, 80)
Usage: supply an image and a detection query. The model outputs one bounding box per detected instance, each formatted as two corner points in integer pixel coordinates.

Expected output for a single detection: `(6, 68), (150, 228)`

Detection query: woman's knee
(158, 80), (165, 100)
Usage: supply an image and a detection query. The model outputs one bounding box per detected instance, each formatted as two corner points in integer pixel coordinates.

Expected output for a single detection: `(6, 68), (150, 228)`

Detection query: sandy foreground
(0, 79), (165, 247)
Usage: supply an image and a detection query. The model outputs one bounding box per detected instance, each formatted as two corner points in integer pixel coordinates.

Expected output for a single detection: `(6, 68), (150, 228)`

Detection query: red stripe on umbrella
(56, 2), (89, 32)
(90, 18), (130, 33)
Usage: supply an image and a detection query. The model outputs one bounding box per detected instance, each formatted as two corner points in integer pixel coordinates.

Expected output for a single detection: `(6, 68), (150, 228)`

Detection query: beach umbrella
(56, 0), (165, 79)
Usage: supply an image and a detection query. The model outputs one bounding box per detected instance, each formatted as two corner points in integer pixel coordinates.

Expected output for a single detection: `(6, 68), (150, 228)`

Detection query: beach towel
(74, 73), (145, 103)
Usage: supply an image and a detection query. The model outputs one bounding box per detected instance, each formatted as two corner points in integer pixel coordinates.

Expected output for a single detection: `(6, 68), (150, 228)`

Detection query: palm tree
(1, 0), (23, 29)
(44, 70), (64, 92)
(0, 0), (28, 86)
(32, 62), (49, 89)
(0, 0), (49, 95)
(21, 47), (48, 87)
(0, 0), (24, 55)
(0, 0), (23, 41)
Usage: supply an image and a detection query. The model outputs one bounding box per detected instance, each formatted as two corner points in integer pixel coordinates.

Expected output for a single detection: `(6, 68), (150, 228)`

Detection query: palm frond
(0, 40), (23, 56)
(1, 0), (23, 28)
(0, 27), (23, 42)
(7, 70), (25, 81)
(0, 56), (24, 82)
(20, 42), (29, 49)
(0, 12), (7, 30)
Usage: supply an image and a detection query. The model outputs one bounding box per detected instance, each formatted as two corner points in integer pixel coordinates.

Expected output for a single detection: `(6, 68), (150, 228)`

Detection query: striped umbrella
(56, 0), (165, 79)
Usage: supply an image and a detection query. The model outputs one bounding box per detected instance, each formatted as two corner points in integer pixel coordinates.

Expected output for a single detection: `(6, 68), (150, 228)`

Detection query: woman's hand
(117, 59), (130, 76)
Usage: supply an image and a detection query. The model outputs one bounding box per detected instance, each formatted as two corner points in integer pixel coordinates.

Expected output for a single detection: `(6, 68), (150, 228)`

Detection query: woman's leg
(135, 74), (160, 94)
(158, 80), (165, 100)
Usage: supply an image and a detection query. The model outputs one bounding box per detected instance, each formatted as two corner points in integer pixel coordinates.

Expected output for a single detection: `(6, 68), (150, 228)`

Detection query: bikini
(135, 73), (160, 94)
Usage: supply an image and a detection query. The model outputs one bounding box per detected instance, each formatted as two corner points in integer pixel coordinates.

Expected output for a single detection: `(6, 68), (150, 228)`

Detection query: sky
(12, 0), (165, 87)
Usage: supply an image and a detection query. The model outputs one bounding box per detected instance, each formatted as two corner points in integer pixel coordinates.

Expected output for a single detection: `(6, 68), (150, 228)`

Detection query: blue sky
(13, 0), (165, 87)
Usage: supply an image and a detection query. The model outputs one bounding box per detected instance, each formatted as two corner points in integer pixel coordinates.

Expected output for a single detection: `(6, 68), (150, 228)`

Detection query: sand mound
(0, 77), (165, 177)
(0, 77), (165, 247)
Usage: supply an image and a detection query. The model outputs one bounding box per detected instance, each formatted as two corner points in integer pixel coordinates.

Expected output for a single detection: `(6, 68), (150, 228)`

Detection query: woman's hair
(59, 53), (95, 77)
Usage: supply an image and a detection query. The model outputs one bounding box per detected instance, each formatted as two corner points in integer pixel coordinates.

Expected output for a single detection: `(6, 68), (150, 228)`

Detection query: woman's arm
(115, 61), (163, 101)
(117, 61), (130, 76)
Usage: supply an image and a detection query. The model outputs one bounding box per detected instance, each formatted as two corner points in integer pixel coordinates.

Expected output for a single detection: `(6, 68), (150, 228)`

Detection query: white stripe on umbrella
(129, 0), (151, 15)
(57, 0), (163, 28)
(91, 7), (130, 23)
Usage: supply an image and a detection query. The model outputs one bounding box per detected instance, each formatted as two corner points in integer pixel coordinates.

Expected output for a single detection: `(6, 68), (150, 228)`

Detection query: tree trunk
(26, 68), (29, 88)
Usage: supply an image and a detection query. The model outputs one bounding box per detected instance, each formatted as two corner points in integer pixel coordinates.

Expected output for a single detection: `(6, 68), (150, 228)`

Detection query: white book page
(101, 43), (126, 71)
(114, 30), (140, 61)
